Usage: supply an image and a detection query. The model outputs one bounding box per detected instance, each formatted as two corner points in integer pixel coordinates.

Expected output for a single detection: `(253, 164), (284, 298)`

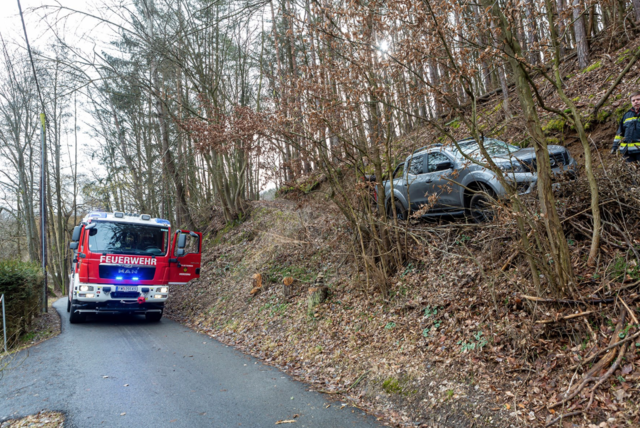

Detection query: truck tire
(69, 304), (86, 323)
(387, 198), (407, 221)
(468, 193), (496, 223)
(146, 311), (163, 322)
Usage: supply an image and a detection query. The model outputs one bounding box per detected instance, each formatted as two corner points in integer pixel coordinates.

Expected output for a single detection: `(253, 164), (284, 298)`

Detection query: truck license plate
(116, 286), (138, 292)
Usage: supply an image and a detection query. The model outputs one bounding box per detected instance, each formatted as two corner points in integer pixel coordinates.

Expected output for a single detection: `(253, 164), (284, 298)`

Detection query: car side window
(427, 153), (453, 172)
(407, 154), (425, 175)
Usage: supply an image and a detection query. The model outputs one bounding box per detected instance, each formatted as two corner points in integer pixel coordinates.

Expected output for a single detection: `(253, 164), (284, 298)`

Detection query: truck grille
(99, 265), (155, 280)
(111, 291), (140, 299)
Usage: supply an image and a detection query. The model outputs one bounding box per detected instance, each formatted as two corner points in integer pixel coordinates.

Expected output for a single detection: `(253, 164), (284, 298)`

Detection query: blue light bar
(116, 276), (123, 280)
(88, 212), (107, 218)
(155, 218), (170, 225)
(132, 277), (139, 281)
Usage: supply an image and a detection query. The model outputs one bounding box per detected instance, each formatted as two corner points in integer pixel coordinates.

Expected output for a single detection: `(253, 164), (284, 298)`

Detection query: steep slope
(167, 39), (640, 428)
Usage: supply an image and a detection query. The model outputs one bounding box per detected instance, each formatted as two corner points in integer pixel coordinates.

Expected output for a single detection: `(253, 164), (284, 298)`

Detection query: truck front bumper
(72, 300), (165, 315)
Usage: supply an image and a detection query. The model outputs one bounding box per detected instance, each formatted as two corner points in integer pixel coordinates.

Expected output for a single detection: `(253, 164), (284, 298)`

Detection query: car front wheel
(387, 199), (407, 221)
(468, 193), (496, 223)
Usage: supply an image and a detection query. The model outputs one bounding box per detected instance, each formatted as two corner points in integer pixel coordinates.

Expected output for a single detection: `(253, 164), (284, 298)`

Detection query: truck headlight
(80, 285), (93, 292)
(158, 287), (168, 293)
(154, 295), (165, 299)
(85, 293), (95, 298)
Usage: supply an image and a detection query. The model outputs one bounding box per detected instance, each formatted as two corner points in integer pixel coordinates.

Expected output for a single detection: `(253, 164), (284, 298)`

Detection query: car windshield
(87, 222), (169, 256)
(453, 139), (520, 158)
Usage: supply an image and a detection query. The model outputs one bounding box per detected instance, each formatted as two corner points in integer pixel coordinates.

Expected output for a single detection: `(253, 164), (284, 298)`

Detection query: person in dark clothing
(612, 92), (640, 162)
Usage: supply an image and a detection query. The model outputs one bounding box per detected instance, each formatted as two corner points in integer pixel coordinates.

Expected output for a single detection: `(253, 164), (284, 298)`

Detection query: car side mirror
(69, 242), (78, 250)
(435, 162), (453, 172)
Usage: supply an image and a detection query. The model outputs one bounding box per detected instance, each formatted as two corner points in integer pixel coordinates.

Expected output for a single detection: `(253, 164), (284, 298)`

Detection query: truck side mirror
(177, 233), (187, 249)
(71, 226), (82, 242)
(177, 248), (185, 257)
(69, 242), (78, 250)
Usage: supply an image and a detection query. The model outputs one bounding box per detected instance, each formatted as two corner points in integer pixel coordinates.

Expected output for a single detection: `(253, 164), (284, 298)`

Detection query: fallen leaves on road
(0, 412), (64, 428)
(275, 420), (296, 424)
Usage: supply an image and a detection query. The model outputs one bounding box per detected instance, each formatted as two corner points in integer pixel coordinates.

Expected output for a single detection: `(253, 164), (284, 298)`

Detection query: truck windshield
(87, 222), (169, 256)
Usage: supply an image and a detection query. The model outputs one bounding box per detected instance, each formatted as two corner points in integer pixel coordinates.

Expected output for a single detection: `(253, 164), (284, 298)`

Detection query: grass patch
(609, 256), (640, 282)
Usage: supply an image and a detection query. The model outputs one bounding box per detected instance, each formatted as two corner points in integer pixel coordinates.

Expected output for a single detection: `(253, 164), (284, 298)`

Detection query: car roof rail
(412, 143), (442, 154)
(457, 137), (476, 143)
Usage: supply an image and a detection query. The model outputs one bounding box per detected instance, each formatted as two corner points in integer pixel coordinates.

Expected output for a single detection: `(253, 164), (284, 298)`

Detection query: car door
(405, 153), (430, 211)
(168, 230), (203, 285)
(424, 152), (459, 212)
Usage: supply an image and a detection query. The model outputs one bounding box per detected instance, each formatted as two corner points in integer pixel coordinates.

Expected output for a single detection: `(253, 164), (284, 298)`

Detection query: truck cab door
(168, 230), (203, 285)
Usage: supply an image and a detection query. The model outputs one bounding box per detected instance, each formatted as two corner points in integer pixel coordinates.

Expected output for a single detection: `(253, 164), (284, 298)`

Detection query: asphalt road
(0, 298), (383, 428)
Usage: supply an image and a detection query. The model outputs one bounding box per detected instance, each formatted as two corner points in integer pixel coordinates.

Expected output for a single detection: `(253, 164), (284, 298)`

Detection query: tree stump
(250, 273), (262, 295)
(283, 276), (295, 298)
(307, 273), (328, 313)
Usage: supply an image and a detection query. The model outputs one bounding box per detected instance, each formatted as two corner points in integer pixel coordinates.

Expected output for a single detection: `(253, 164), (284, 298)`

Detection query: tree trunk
(572, 0), (590, 69)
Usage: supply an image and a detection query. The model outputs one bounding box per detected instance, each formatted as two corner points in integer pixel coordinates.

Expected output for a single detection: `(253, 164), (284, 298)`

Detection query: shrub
(0, 260), (43, 347)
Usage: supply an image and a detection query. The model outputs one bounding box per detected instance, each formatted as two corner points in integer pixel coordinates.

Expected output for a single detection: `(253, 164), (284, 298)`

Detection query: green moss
(597, 109), (611, 122)
(614, 102), (632, 122)
(583, 60), (602, 73)
(616, 49), (631, 64)
(382, 377), (402, 394)
(546, 137), (560, 145)
(213, 220), (242, 245)
(571, 96), (580, 102)
(445, 118), (461, 129)
(542, 117), (565, 134)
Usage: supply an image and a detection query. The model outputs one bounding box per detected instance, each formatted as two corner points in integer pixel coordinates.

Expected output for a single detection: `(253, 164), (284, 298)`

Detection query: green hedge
(0, 260), (43, 347)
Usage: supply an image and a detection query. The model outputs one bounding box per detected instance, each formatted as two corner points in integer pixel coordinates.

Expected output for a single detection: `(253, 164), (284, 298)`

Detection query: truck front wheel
(146, 311), (163, 322)
(69, 304), (86, 323)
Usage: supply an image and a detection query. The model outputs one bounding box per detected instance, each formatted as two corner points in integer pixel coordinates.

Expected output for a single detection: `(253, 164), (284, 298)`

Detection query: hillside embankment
(167, 39), (640, 428)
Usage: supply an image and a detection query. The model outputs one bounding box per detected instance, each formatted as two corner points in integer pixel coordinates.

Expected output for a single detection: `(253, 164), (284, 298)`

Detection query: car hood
(490, 145), (567, 163)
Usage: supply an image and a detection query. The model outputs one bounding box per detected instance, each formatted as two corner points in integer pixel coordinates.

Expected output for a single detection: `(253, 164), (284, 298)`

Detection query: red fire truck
(67, 212), (202, 323)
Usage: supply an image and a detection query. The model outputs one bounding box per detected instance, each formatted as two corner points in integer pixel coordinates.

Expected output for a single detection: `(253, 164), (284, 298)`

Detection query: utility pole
(17, 0), (48, 313)
(40, 113), (47, 312)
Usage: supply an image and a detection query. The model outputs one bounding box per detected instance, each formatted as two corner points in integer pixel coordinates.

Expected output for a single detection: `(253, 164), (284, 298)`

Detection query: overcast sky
(2, 0), (110, 188)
